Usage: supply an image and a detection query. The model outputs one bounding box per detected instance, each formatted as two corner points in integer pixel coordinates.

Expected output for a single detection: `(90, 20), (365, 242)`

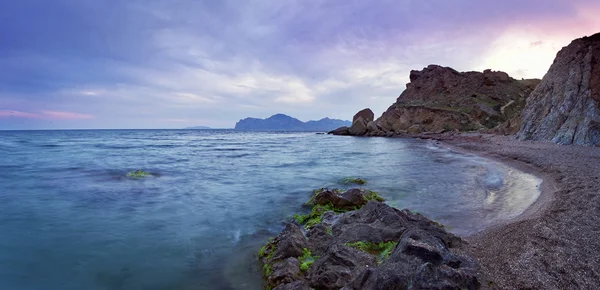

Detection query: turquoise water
(0, 130), (540, 289)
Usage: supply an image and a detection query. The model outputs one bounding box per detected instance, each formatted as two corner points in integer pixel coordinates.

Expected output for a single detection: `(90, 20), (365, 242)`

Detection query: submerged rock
(258, 186), (481, 289)
(517, 32), (600, 146)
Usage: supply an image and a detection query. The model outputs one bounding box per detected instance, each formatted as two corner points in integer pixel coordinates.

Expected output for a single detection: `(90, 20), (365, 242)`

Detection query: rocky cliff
(517, 32), (600, 146)
(330, 66), (539, 136)
(375, 65), (539, 135)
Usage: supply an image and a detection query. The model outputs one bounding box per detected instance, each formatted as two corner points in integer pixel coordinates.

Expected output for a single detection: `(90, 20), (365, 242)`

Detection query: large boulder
(353, 108), (374, 123)
(348, 117), (368, 136)
(517, 32), (600, 146)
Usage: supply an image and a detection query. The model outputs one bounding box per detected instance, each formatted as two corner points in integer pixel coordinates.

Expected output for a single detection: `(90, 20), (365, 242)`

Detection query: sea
(0, 130), (541, 290)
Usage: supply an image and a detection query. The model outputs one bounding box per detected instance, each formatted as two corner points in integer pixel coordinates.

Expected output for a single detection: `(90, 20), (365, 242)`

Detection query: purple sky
(1, 0), (599, 129)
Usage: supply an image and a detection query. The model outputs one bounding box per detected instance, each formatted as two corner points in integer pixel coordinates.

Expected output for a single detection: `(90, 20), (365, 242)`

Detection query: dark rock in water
(269, 258), (303, 287)
(258, 187), (481, 290)
(328, 126), (350, 135)
(353, 108), (375, 123)
(312, 188), (369, 210)
(306, 225), (335, 256)
(274, 280), (311, 290)
(517, 32), (600, 146)
(308, 244), (377, 290)
(272, 224), (309, 261)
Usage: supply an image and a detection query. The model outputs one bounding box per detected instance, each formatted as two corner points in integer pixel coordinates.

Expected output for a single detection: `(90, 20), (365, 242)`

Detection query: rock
(328, 126), (350, 135)
(268, 258), (303, 287)
(312, 188), (369, 210)
(366, 121), (380, 133)
(376, 65), (539, 135)
(348, 117), (368, 136)
(353, 108), (375, 123)
(307, 244), (377, 290)
(273, 281), (311, 290)
(344, 229), (480, 290)
(306, 225), (335, 256)
(517, 32), (600, 146)
(259, 190), (480, 289)
(408, 124), (422, 134)
(272, 224), (309, 260)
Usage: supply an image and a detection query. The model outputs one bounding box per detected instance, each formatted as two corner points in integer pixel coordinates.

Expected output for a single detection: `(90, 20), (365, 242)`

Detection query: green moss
(258, 240), (276, 261)
(298, 248), (318, 272)
(345, 241), (397, 263)
(340, 177), (367, 185)
(263, 264), (271, 276)
(364, 190), (385, 202)
(293, 213), (309, 224)
(432, 220), (445, 228)
(126, 170), (152, 179)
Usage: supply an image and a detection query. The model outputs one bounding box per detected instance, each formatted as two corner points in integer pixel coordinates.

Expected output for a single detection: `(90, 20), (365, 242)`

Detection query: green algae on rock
(126, 170), (153, 179)
(257, 184), (482, 289)
(340, 177), (367, 185)
(344, 241), (397, 263)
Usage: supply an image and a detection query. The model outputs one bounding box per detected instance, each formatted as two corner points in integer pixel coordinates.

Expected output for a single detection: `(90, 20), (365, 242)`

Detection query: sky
(0, 0), (599, 130)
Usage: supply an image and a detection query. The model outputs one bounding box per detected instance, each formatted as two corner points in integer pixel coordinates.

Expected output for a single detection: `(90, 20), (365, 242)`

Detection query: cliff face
(375, 65), (540, 135)
(517, 33), (600, 146)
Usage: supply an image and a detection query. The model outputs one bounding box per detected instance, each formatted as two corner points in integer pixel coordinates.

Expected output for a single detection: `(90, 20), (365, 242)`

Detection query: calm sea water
(0, 130), (540, 290)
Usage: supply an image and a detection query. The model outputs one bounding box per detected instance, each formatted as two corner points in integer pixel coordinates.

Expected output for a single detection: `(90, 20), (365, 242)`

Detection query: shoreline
(435, 136), (557, 234)
(422, 133), (600, 288)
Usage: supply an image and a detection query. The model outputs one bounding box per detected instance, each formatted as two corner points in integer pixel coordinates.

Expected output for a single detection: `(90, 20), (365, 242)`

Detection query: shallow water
(0, 130), (540, 290)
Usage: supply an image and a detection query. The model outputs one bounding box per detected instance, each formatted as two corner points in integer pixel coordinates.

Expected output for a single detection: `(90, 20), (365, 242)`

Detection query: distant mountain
(185, 126), (212, 129)
(234, 114), (351, 131)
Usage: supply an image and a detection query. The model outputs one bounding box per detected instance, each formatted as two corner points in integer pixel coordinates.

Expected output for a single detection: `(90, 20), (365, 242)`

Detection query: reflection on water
(0, 130), (540, 289)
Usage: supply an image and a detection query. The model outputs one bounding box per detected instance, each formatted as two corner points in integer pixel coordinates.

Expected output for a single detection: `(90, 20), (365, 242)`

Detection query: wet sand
(432, 134), (600, 289)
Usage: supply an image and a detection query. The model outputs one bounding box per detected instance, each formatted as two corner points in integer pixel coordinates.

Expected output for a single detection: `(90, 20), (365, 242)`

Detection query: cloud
(0, 110), (93, 120)
(0, 0), (598, 129)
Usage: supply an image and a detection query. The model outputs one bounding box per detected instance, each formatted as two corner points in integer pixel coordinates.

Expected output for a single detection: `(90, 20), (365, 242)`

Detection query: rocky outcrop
(517, 32), (600, 146)
(340, 108), (374, 136)
(258, 187), (482, 289)
(330, 67), (539, 136)
(376, 66), (539, 135)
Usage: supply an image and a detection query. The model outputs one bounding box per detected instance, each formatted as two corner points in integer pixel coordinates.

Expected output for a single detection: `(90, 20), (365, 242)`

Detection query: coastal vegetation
(298, 248), (317, 272)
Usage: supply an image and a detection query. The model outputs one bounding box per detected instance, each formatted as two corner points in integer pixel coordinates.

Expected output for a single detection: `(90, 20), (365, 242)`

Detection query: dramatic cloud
(0, 110), (93, 120)
(0, 0), (598, 129)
